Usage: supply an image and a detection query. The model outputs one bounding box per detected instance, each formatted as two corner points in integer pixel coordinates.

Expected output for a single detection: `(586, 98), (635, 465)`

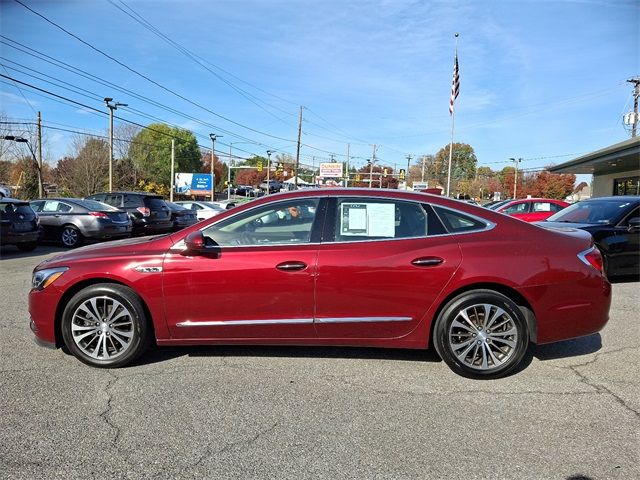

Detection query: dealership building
(548, 136), (640, 197)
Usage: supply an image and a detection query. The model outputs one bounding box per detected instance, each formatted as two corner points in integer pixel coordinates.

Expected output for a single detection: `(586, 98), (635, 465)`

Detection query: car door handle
(53, 214), (61, 218)
(276, 261), (307, 271)
(411, 257), (443, 267)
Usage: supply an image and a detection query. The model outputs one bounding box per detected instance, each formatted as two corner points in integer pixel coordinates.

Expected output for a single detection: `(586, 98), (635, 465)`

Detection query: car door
(500, 200), (531, 221)
(607, 206), (640, 275)
(162, 197), (324, 340)
(37, 200), (73, 239)
(314, 197), (462, 340)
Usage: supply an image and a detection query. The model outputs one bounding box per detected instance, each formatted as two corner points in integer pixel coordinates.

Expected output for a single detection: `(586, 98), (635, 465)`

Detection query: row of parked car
(0, 191), (236, 250)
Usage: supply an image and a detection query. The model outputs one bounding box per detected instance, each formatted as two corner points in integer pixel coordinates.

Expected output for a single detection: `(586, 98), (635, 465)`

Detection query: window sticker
(340, 203), (395, 237)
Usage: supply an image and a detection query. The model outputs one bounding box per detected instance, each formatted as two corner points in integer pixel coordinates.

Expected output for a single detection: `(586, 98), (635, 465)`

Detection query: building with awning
(548, 136), (640, 197)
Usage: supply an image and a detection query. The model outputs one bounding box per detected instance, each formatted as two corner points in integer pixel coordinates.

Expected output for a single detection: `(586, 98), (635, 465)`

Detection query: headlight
(32, 267), (68, 290)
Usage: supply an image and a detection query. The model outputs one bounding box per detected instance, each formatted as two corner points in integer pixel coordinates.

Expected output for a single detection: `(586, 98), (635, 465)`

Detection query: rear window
(547, 200), (635, 224)
(75, 199), (120, 211)
(433, 206), (488, 233)
(144, 197), (168, 209)
(0, 203), (35, 216)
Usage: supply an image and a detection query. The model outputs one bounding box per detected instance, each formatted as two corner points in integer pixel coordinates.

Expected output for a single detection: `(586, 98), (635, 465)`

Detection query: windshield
(546, 200), (633, 224)
(201, 202), (226, 211)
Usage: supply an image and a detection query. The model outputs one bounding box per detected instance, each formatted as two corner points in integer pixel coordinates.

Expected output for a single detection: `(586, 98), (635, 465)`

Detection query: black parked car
(85, 192), (173, 236)
(30, 198), (132, 248)
(259, 180), (283, 194)
(165, 201), (199, 231)
(538, 196), (640, 277)
(0, 197), (39, 251)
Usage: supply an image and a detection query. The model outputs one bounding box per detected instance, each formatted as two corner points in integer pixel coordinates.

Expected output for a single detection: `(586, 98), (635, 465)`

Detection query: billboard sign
(175, 173), (213, 196)
(319, 162), (343, 178)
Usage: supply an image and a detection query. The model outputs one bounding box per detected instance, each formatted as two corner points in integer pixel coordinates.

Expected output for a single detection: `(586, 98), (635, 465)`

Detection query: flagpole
(446, 33), (459, 198)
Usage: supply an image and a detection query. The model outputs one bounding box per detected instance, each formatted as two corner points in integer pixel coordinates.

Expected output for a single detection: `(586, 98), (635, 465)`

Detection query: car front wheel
(61, 284), (151, 368)
(433, 290), (530, 379)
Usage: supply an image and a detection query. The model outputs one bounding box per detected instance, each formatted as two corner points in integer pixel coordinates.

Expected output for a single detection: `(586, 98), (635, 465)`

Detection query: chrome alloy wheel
(70, 296), (134, 360)
(448, 303), (518, 371)
(61, 227), (79, 247)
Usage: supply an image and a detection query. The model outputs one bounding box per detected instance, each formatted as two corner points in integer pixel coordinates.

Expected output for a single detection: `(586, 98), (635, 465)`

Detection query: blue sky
(1, 0), (638, 177)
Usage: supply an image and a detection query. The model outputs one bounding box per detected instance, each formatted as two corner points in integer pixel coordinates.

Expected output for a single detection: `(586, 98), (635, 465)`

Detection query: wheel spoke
(485, 307), (506, 330)
(457, 310), (478, 331)
(74, 329), (99, 342)
(451, 319), (476, 333)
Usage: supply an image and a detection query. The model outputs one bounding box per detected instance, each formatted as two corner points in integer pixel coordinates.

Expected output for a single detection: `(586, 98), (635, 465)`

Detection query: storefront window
(613, 176), (640, 196)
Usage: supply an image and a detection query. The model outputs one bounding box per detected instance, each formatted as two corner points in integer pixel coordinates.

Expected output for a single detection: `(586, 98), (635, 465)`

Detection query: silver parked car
(29, 198), (132, 248)
(173, 200), (227, 220)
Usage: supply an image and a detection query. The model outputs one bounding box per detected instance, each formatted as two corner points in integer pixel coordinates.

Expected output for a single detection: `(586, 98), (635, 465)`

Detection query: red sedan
(29, 189), (610, 379)
(496, 198), (569, 222)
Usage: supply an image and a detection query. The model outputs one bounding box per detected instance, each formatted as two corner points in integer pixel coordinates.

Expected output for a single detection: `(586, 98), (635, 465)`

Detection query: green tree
(128, 123), (201, 187)
(432, 143), (478, 193)
(53, 137), (109, 197)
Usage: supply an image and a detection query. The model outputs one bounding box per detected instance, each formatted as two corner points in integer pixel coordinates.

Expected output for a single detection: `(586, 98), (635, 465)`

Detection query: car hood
(35, 235), (170, 269)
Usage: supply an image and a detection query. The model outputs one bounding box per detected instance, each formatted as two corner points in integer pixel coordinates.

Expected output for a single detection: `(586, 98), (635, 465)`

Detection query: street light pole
(104, 98), (128, 192)
(510, 157), (522, 199)
(266, 150), (272, 195)
(2, 135), (42, 197)
(209, 133), (222, 201)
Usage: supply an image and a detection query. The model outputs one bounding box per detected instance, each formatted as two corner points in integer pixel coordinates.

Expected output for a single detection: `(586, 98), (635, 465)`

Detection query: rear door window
(432, 206), (489, 233)
(144, 197), (168, 209)
(503, 202), (530, 214)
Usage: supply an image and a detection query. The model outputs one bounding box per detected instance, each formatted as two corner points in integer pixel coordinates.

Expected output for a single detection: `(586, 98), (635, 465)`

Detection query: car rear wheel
(61, 284), (151, 368)
(433, 290), (529, 379)
(61, 225), (82, 248)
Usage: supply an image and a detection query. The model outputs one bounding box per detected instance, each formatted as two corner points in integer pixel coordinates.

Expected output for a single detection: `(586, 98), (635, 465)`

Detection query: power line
(13, 0), (299, 144)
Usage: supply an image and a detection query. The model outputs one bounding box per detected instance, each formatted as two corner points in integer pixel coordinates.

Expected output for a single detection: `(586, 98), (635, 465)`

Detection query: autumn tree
(53, 136), (109, 197)
(201, 152), (227, 188)
(128, 123), (201, 187)
(521, 170), (576, 200)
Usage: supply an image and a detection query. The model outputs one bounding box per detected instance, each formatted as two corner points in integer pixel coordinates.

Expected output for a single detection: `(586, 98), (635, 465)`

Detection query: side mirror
(627, 217), (640, 232)
(184, 231), (219, 256)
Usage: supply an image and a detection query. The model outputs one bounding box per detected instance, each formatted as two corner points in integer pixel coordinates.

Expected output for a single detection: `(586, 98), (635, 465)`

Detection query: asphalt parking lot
(1, 245), (638, 480)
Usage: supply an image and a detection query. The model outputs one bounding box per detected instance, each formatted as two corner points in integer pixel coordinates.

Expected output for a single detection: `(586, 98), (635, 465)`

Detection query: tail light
(88, 211), (108, 218)
(578, 246), (604, 274)
(136, 207), (151, 217)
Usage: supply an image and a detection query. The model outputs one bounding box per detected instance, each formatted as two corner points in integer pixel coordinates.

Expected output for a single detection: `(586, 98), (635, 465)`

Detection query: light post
(266, 150), (273, 195)
(509, 157), (522, 199)
(2, 135), (42, 197)
(104, 98), (127, 192)
(209, 133), (222, 201)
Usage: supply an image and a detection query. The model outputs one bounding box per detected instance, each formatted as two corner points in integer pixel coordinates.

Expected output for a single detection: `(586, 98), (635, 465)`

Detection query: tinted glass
(74, 199), (120, 211)
(547, 200), (636, 224)
(433, 206), (488, 233)
(104, 194), (124, 207)
(0, 202), (34, 216)
(144, 197), (167, 209)
(502, 202), (529, 214)
(42, 200), (71, 213)
(165, 202), (187, 211)
(201, 198), (319, 246)
(30, 200), (44, 212)
(201, 202), (226, 211)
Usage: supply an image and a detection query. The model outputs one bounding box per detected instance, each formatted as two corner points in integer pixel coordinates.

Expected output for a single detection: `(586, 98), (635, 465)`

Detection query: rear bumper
(0, 230), (39, 245)
(84, 224), (132, 239)
(519, 274), (612, 344)
(133, 219), (173, 234)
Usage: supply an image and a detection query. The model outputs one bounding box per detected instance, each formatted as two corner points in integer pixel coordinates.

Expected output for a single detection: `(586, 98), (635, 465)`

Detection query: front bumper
(29, 286), (61, 347)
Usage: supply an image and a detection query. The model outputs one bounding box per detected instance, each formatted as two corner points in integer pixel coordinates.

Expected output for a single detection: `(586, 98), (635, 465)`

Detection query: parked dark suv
(0, 197), (40, 251)
(85, 192), (173, 235)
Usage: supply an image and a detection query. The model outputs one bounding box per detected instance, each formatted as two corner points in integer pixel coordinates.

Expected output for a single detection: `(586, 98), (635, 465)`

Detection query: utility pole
(405, 154), (412, 190)
(369, 144), (378, 188)
(104, 98), (127, 192)
(36, 111), (43, 197)
(266, 150), (272, 195)
(510, 157), (522, 199)
(170, 138), (175, 202)
(421, 156), (426, 182)
(627, 78), (640, 137)
(345, 143), (350, 187)
(209, 133), (221, 201)
(295, 106), (303, 187)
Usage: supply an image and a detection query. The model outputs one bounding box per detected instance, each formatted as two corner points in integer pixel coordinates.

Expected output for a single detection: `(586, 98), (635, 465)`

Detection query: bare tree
(53, 135), (109, 197)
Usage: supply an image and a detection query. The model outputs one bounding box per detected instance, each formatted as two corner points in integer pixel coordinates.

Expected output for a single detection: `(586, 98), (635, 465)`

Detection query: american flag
(449, 53), (460, 115)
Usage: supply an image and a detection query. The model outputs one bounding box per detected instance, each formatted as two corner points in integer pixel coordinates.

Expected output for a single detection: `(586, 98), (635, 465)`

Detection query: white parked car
(174, 201), (227, 221)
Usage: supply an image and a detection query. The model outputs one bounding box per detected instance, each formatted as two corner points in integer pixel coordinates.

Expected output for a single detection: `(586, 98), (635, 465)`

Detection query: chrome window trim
(177, 318), (314, 327)
(431, 204), (496, 236)
(315, 316), (412, 324)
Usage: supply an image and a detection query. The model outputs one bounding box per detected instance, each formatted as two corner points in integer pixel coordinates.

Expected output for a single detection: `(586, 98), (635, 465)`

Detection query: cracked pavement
(1, 245), (638, 479)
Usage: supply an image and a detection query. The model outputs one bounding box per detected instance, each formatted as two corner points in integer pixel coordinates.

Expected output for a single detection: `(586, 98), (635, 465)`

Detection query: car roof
(0, 197), (30, 205)
(89, 191), (163, 197)
(581, 196), (640, 202)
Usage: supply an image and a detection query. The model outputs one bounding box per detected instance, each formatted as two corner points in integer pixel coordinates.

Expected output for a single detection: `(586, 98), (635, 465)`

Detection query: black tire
(17, 241), (38, 252)
(61, 283), (151, 368)
(433, 289), (530, 379)
(60, 225), (83, 248)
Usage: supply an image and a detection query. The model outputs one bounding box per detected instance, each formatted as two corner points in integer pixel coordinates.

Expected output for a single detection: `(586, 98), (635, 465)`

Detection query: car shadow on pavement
(532, 333), (602, 361)
(609, 274), (640, 284)
(0, 245), (66, 260)
(131, 344), (443, 368)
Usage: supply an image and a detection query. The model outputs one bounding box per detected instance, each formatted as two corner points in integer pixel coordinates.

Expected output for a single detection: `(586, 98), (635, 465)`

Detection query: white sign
(319, 162), (344, 178)
(412, 182), (428, 190)
(340, 202), (395, 238)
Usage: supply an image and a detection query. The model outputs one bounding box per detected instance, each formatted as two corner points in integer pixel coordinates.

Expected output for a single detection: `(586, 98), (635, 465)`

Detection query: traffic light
(383, 168), (388, 178)
(257, 161), (263, 172)
(399, 169), (406, 181)
(355, 174), (361, 182)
